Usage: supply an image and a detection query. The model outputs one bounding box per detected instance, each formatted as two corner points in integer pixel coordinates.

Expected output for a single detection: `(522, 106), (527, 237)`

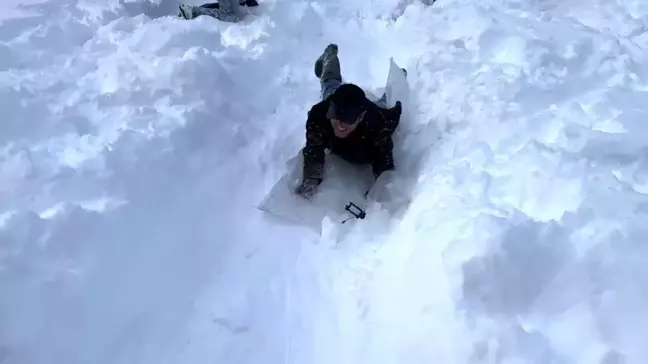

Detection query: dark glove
(295, 178), (321, 200)
(391, 101), (402, 120)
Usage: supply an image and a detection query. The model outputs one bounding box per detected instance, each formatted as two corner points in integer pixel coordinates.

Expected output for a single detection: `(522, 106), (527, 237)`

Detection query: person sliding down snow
(178, 0), (258, 22)
(295, 44), (404, 200)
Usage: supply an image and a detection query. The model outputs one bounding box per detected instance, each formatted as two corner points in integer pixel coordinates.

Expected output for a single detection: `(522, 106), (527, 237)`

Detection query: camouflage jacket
(302, 97), (401, 183)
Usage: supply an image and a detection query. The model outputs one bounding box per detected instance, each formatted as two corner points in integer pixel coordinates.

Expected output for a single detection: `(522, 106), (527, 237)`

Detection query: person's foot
(314, 44), (338, 78)
(178, 4), (195, 19)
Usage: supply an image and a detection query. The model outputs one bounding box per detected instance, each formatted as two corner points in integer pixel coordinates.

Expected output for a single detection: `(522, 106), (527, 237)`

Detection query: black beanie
(326, 84), (367, 124)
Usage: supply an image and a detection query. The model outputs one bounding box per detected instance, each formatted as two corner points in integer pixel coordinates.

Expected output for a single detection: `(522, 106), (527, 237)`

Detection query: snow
(1, 0), (647, 363)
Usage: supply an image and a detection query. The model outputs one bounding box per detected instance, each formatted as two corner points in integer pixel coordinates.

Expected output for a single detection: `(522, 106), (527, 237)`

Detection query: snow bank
(0, 1), (310, 363)
(1, 0), (647, 363)
(357, 1), (648, 363)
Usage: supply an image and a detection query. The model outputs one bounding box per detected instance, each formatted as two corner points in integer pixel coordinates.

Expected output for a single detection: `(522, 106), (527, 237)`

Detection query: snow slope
(1, 0), (648, 363)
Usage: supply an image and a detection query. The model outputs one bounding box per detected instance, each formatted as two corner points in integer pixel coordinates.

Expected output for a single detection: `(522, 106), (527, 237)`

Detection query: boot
(314, 44), (340, 81)
(178, 3), (196, 19)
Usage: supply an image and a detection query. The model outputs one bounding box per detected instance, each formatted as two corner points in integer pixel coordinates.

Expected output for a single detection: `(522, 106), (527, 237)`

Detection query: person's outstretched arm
(302, 108), (326, 183)
(370, 101), (402, 178)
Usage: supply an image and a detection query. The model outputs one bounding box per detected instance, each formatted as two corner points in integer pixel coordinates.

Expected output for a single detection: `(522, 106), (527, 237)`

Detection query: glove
(391, 101), (402, 120)
(295, 178), (321, 200)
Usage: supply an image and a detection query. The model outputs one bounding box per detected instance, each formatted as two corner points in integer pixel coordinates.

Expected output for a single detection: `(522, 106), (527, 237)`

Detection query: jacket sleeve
(370, 107), (400, 179)
(370, 132), (395, 179)
(302, 109), (326, 182)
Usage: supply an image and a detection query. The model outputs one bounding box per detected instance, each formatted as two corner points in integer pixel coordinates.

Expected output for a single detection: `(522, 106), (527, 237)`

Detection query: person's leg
(200, 0), (259, 8)
(315, 44), (343, 101)
(200, 2), (220, 9)
(180, 0), (242, 22)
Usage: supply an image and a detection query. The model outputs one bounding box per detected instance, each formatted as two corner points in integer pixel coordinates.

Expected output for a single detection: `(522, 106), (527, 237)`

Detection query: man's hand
(295, 178), (321, 200)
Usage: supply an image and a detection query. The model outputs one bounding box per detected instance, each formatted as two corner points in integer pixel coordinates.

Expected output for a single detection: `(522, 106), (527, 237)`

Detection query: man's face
(331, 118), (359, 138)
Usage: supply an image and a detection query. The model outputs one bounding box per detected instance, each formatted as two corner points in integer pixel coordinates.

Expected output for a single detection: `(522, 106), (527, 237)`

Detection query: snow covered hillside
(1, 0), (647, 362)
